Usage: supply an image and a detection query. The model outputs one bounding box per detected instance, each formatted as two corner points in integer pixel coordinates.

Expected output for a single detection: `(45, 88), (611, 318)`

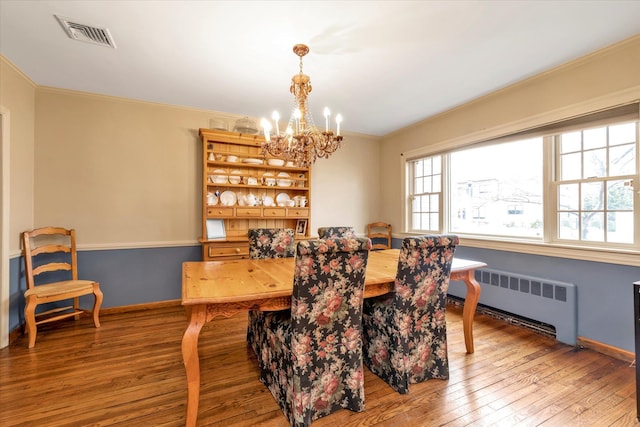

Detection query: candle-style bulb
(335, 114), (343, 136)
(260, 118), (272, 141)
(323, 107), (330, 132)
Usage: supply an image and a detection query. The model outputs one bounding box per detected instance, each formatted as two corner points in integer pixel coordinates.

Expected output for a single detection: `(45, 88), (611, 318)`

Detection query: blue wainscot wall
(8, 242), (640, 353)
(8, 245), (201, 332)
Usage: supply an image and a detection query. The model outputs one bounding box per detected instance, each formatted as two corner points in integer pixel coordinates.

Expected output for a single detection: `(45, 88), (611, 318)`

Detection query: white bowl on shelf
(229, 170), (242, 184)
(226, 155), (238, 162)
(267, 159), (285, 166)
(211, 169), (228, 184)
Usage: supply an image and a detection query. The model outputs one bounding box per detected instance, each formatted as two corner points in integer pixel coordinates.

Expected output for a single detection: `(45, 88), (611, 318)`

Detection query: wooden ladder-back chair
(367, 222), (392, 250)
(22, 227), (103, 348)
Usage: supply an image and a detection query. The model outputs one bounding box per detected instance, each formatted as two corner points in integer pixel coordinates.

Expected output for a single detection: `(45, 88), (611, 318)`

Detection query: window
(404, 107), (639, 251)
(449, 138), (543, 239)
(555, 121), (636, 244)
(407, 155), (441, 232)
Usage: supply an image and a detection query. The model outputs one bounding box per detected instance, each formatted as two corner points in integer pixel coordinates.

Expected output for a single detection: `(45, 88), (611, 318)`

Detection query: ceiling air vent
(55, 15), (116, 48)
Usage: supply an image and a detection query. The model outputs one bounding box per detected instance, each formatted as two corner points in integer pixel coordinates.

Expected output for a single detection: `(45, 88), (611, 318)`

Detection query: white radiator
(448, 268), (577, 345)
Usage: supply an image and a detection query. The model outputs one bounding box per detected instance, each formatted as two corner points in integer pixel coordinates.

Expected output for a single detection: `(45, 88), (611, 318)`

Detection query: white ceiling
(1, 1), (639, 136)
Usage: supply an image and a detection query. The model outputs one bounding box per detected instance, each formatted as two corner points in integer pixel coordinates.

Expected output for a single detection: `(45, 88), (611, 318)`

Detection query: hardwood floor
(0, 304), (637, 426)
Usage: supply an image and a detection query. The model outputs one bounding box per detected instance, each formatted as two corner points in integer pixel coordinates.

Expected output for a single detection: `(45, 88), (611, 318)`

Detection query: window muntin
(449, 138), (543, 239)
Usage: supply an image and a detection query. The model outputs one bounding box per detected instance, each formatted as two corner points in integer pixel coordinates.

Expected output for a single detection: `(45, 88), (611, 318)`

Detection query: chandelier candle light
(261, 43), (343, 168)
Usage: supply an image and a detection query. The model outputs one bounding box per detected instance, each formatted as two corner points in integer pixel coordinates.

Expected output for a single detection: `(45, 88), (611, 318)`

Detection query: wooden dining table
(181, 249), (486, 426)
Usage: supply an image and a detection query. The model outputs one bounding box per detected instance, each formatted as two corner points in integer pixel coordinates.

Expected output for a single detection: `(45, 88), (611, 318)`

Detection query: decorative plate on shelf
(220, 190), (237, 206)
(275, 193), (290, 205)
(263, 196), (275, 207)
(242, 158), (263, 165)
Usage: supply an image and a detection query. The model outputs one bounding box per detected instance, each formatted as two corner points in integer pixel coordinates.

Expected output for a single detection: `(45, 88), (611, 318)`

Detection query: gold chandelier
(260, 44), (343, 168)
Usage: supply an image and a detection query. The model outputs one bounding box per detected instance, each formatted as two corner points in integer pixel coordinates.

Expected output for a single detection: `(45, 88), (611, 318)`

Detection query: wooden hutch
(199, 128), (311, 260)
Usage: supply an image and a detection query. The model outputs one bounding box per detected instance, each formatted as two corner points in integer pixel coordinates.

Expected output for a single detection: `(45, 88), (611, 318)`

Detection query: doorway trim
(1, 106), (10, 349)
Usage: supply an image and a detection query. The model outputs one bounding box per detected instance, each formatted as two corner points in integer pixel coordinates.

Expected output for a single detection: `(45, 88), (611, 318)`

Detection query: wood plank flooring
(0, 304), (637, 426)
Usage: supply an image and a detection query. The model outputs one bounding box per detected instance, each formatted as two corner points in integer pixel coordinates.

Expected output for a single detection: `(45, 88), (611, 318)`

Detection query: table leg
(461, 270), (481, 354)
(182, 304), (207, 427)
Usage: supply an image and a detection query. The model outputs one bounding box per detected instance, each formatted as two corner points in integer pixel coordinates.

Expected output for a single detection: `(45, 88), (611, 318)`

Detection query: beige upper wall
(33, 88), (380, 247)
(380, 34), (640, 232)
(35, 89), (204, 246)
(310, 131), (380, 236)
(0, 56), (36, 254)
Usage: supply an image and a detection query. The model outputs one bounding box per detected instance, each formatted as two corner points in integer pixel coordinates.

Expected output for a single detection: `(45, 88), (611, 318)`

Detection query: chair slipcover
(248, 228), (296, 259)
(247, 228), (296, 360)
(316, 226), (356, 239)
(257, 237), (371, 426)
(362, 235), (458, 394)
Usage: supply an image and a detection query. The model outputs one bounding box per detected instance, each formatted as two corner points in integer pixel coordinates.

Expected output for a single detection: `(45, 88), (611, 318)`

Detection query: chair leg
(92, 284), (103, 328)
(24, 297), (37, 349)
(73, 296), (81, 320)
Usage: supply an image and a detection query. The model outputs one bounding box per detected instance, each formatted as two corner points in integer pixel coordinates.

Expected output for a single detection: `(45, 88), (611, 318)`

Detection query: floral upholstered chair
(246, 228), (296, 360)
(257, 237), (371, 426)
(248, 228), (296, 259)
(362, 234), (459, 394)
(317, 226), (356, 239)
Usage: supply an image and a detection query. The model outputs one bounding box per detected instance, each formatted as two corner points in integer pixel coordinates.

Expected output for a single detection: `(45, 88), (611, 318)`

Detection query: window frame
(406, 155), (443, 234)
(400, 103), (640, 266)
(549, 120), (638, 248)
